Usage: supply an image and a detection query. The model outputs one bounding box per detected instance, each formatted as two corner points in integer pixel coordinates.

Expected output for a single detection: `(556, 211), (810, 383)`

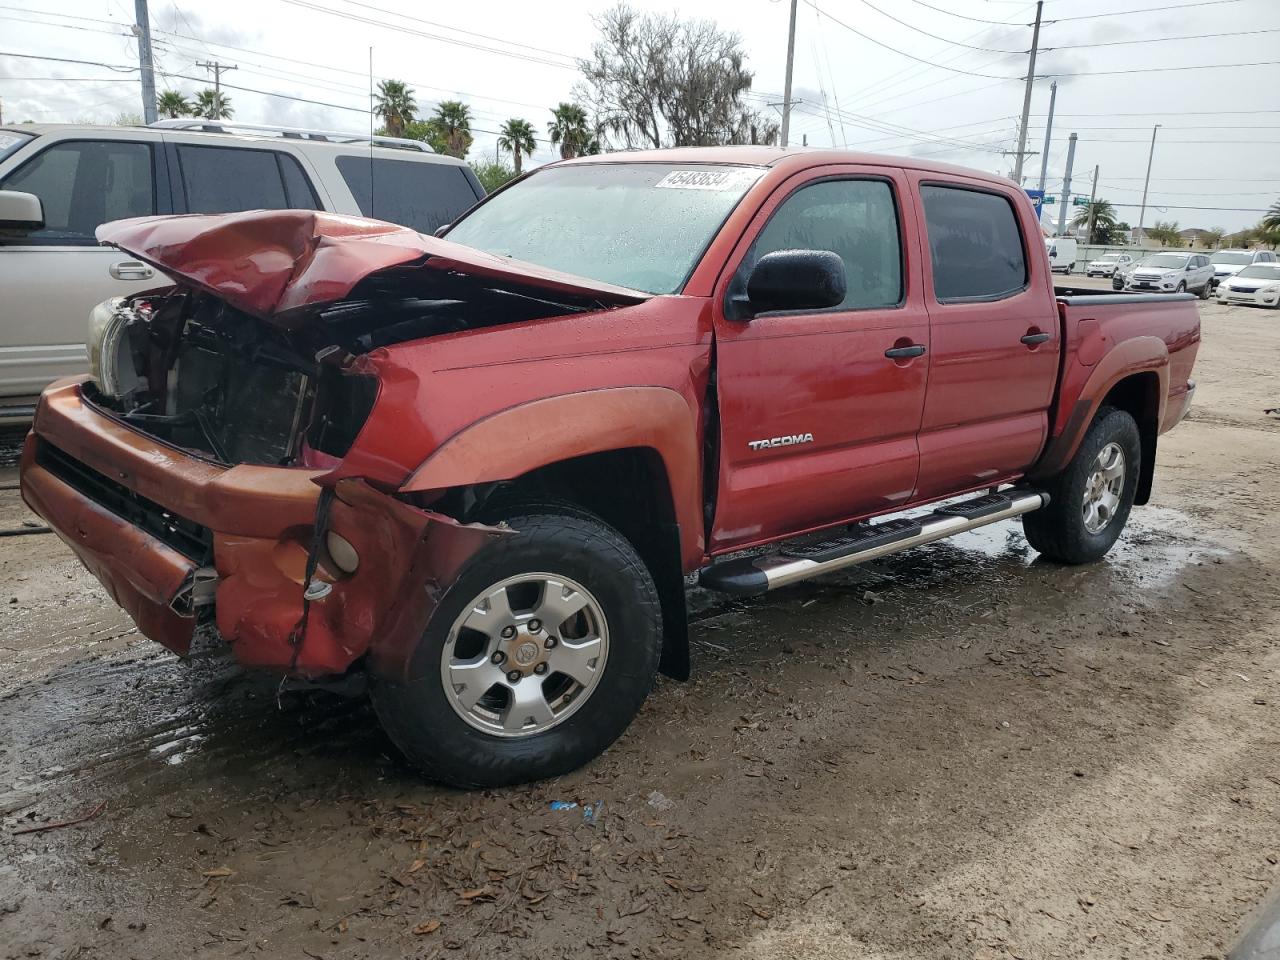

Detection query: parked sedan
(1086, 253), (1133, 277)
(1123, 252), (1214, 298)
(1216, 263), (1280, 308)
(1209, 248), (1278, 290)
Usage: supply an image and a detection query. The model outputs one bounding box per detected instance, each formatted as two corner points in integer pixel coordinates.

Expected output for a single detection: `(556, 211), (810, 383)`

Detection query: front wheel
(1023, 407), (1141, 564)
(1175, 281), (1186, 294)
(372, 508), (662, 787)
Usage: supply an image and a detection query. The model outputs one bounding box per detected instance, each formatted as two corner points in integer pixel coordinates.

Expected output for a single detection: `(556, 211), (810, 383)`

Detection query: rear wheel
(1023, 407), (1141, 564)
(371, 508), (662, 787)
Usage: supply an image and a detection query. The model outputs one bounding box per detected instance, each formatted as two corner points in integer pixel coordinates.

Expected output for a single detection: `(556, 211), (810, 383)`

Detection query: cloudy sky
(2, 0), (1277, 231)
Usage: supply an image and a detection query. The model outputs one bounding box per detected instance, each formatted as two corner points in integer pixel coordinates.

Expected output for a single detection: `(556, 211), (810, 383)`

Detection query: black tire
(1023, 407), (1142, 565)
(371, 507), (662, 788)
(1199, 281), (1211, 300)
(1175, 281), (1186, 294)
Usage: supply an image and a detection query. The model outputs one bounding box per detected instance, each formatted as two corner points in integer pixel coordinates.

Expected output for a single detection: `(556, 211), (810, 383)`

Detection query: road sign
(1073, 196), (1089, 207)
(1043, 195), (1056, 204)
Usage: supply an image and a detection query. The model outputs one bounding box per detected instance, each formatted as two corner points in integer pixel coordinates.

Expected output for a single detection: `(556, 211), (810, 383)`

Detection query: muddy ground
(2, 288), (1279, 960)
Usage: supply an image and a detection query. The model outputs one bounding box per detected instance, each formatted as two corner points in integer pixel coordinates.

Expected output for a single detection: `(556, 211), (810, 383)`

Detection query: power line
(1044, 27), (1280, 51)
(328, 0), (575, 62)
(272, 0), (575, 70)
(0, 50), (137, 72)
(844, 0), (1026, 53)
(899, 0), (1029, 25)
(1033, 110), (1280, 117)
(801, 1), (1020, 79)
(1041, 60), (1280, 79)
(1044, 0), (1244, 22)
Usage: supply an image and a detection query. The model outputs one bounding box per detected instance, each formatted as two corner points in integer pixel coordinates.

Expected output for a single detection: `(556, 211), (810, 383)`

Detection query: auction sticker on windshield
(656, 169), (759, 190)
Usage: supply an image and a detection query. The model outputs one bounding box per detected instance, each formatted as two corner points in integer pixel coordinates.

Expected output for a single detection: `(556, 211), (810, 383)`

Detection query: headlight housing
(87, 297), (141, 398)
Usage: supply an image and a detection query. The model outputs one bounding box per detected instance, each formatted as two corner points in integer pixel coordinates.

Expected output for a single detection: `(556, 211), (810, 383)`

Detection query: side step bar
(699, 489), (1050, 596)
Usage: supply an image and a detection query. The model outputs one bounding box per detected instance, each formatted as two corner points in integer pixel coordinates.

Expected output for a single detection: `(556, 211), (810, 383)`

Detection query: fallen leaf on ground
(412, 919), (441, 935)
(201, 867), (234, 878)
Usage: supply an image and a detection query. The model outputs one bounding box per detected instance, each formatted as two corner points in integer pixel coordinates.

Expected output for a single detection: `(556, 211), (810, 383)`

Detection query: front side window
(921, 185), (1027, 301)
(337, 157), (479, 235)
(0, 139), (154, 244)
(739, 178), (903, 311)
(445, 163), (763, 294)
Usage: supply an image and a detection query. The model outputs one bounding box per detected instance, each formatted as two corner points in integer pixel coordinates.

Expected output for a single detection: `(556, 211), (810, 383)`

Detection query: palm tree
(374, 80), (416, 137)
(195, 89), (232, 120)
(1070, 199), (1118, 245)
(548, 102), (592, 160)
(156, 90), (192, 119)
(497, 118), (536, 176)
(429, 100), (473, 159)
(1145, 220), (1182, 247)
(1264, 199), (1280, 232)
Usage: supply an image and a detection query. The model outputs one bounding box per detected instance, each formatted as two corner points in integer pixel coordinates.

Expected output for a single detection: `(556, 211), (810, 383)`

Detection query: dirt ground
(2, 286), (1279, 960)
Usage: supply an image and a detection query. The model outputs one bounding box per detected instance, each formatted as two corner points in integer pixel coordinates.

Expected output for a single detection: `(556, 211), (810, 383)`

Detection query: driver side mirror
(744, 249), (847, 317)
(0, 190), (43, 231)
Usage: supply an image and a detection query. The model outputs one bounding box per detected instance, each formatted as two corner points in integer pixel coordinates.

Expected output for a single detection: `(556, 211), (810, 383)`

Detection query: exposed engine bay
(89, 267), (609, 467)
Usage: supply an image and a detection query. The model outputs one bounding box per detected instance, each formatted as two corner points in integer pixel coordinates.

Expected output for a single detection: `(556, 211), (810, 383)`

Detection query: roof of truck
(559, 145), (1017, 187)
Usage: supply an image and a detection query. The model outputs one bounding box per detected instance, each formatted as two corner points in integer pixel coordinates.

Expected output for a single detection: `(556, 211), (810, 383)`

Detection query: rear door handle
(109, 260), (154, 281)
(884, 344), (926, 359)
(1021, 332), (1051, 345)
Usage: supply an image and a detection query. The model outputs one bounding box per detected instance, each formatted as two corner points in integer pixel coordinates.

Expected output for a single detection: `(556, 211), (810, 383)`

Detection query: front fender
(1031, 335), (1169, 480)
(400, 386), (705, 567)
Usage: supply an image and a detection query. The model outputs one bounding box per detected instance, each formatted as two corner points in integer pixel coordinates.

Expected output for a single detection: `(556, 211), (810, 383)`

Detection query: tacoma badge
(748, 433), (814, 451)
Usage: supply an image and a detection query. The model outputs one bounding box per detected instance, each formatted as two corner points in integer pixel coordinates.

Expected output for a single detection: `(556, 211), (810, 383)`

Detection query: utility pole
(134, 0), (157, 124)
(1011, 0), (1044, 185)
(1136, 124), (1161, 245)
(1056, 132), (1076, 238)
(780, 0), (798, 147)
(1085, 164), (1099, 244)
(196, 60), (237, 117)
(1036, 80), (1057, 193)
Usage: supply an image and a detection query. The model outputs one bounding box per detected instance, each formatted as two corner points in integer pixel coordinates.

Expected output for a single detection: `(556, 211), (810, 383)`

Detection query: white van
(0, 121), (485, 423)
(1045, 237), (1077, 275)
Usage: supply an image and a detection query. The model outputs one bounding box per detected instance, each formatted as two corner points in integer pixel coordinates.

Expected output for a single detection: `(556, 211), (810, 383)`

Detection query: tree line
(1068, 199), (1280, 249)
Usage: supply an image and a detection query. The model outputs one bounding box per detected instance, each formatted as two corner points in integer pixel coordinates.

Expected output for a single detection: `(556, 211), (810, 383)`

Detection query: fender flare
(400, 386), (705, 567)
(1031, 336), (1169, 481)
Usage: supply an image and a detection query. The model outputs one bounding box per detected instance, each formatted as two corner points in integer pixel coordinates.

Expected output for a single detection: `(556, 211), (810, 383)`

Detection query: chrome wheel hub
(1082, 441), (1125, 535)
(441, 573), (608, 738)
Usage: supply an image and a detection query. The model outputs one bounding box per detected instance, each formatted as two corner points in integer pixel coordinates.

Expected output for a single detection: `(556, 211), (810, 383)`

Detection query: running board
(699, 490), (1050, 596)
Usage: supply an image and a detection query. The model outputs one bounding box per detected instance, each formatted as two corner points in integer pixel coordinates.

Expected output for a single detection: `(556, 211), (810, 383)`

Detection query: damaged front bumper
(20, 379), (504, 680)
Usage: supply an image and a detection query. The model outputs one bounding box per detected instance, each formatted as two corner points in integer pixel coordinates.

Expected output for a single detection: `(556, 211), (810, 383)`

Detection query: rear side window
(744, 178), (903, 311)
(0, 139), (154, 244)
(177, 145), (319, 214)
(921, 185), (1028, 302)
(336, 156), (477, 234)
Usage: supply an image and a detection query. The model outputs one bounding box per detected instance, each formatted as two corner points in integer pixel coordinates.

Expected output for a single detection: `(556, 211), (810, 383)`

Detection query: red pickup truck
(19, 147), (1200, 786)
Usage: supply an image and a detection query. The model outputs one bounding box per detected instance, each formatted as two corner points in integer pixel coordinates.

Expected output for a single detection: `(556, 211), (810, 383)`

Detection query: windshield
(445, 163), (763, 294)
(0, 131), (33, 165)
(1211, 252), (1252, 265)
(1139, 254), (1189, 269)
(1235, 265), (1280, 280)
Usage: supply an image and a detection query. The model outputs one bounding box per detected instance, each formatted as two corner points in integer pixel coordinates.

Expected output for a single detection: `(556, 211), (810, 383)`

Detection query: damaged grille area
(37, 440), (213, 563)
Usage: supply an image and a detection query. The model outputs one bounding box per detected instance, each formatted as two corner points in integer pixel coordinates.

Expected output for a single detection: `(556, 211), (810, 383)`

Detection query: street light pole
(1036, 80), (1057, 193)
(780, 0), (798, 147)
(1085, 164), (1099, 244)
(1136, 124), (1161, 245)
(1011, 0), (1044, 185)
(1056, 132), (1076, 239)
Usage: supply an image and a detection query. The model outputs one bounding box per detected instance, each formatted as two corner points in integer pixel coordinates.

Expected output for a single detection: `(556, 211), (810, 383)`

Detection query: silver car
(1085, 252), (1133, 278)
(1123, 252), (1215, 298)
(0, 121), (484, 423)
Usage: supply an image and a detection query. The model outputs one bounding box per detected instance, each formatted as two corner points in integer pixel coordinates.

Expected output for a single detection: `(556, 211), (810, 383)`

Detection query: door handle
(109, 260), (154, 281)
(1020, 331), (1051, 346)
(884, 344), (926, 359)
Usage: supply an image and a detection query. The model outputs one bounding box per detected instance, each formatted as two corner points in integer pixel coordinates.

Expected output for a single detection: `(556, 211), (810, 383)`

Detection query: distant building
(1178, 228), (1216, 249)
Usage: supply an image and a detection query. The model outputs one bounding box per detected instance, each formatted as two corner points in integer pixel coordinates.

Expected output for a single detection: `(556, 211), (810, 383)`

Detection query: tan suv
(0, 121), (484, 423)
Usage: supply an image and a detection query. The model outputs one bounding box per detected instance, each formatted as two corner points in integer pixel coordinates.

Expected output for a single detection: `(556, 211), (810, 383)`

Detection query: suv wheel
(1175, 281), (1186, 294)
(371, 508), (662, 787)
(1023, 407), (1141, 564)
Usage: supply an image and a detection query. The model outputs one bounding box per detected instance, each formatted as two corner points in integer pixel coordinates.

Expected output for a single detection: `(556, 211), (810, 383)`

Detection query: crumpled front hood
(96, 210), (649, 324)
